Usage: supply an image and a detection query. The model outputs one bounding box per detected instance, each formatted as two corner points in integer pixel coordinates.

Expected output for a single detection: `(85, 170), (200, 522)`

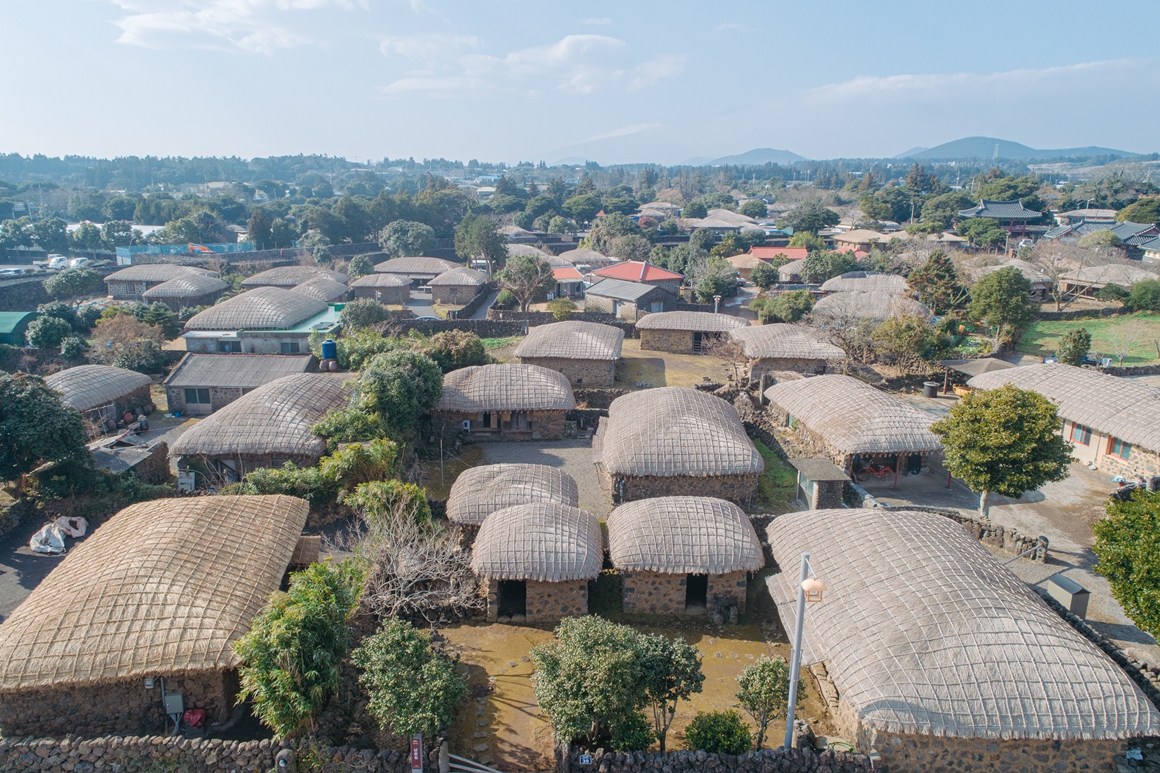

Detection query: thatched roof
(350, 272), (411, 288)
(831, 229), (893, 246)
(240, 265), (348, 288)
(594, 387), (764, 477)
(437, 364), (575, 413)
(557, 248), (618, 267)
(812, 291), (932, 321)
(104, 265), (218, 284)
(764, 374), (942, 456)
(729, 324), (846, 362)
(725, 253), (763, 270)
(965, 258), (1050, 286)
(0, 495), (307, 691)
(635, 311), (748, 333)
(470, 502), (602, 581)
(184, 287), (327, 331)
(141, 273), (229, 300)
(45, 365), (152, 412)
(607, 496), (763, 574)
(447, 464), (579, 525)
(170, 373), (354, 458)
(1060, 263), (1157, 288)
(938, 357), (1016, 377)
(514, 321), (624, 361)
(765, 508), (1160, 740)
(290, 276), (349, 302)
(968, 363), (1160, 452)
(428, 266), (488, 287)
(507, 244), (564, 265)
(819, 273), (907, 294)
(373, 257), (459, 275)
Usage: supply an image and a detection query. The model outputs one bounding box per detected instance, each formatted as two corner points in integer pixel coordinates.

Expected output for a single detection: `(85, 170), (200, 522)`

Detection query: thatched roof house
(636, 311), (748, 354)
(514, 321), (625, 387)
(471, 502), (602, 623)
(45, 365), (153, 425)
(819, 272), (907, 295)
(240, 265), (348, 289)
(593, 387), (763, 503)
(163, 352), (315, 415)
(104, 264), (219, 300)
(170, 372), (355, 477)
(729, 324), (846, 377)
(428, 266), (487, 304)
(290, 276), (349, 303)
(140, 273), (229, 310)
(812, 291), (932, 321)
(764, 374), (942, 475)
(1059, 263), (1157, 295)
(0, 495), (308, 738)
(349, 271), (411, 304)
(447, 464), (579, 526)
(608, 496), (763, 615)
(968, 363), (1160, 477)
(557, 247), (618, 269)
(435, 364), (575, 441)
(182, 288), (339, 354)
(372, 256), (460, 286)
(766, 508), (1160, 769)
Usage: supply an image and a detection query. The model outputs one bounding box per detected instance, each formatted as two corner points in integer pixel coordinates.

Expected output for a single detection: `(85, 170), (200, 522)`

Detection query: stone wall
(1097, 444), (1160, 480)
(0, 277), (50, 312)
(564, 745), (870, 773)
(431, 285), (481, 305)
(859, 729), (1130, 773)
(708, 570), (749, 614)
(0, 670), (234, 739)
(639, 328), (695, 354)
(433, 410), (567, 442)
(166, 385), (246, 415)
(519, 356), (616, 387)
(0, 736), (442, 773)
(1099, 362), (1160, 377)
(374, 318), (529, 339)
(182, 452), (321, 478)
(609, 473), (758, 506)
(621, 570), (687, 615)
(573, 388), (629, 409)
(749, 357), (837, 380)
(1038, 306), (1126, 321)
(132, 441), (173, 485)
(527, 580), (588, 622)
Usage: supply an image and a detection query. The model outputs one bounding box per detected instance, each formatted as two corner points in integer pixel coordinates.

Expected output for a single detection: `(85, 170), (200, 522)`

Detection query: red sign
(410, 735), (423, 773)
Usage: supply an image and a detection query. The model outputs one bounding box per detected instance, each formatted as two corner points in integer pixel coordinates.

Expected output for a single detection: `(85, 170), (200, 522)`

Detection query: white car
(68, 257), (91, 268)
(46, 254), (69, 270)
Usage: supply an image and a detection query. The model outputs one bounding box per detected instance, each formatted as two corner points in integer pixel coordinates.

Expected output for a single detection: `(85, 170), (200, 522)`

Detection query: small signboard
(579, 754), (593, 765)
(410, 735), (423, 773)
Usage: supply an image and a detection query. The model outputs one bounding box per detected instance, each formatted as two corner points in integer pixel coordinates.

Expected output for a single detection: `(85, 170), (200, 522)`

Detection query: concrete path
(470, 291), (498, 320)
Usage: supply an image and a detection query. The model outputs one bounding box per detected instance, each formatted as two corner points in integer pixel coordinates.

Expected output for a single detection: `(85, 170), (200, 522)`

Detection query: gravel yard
(480, 439), (611, 518)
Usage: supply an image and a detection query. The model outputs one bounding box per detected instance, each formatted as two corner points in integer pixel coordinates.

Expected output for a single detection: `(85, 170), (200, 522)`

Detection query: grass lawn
(1017, 312), (1160, 366)
(753, 440), (799, 512)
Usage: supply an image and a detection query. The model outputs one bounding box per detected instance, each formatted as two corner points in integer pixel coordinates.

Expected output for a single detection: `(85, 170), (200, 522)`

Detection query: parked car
(46, 254), (69, 270)
(0, 268), (26, 278)
(68, 257), (91, 268)
(1081, 353), (1100, 366)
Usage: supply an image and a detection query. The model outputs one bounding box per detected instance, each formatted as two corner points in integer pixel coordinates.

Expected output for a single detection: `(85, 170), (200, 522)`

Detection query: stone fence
(562, 745), (871, 773)
(0, 276), (50, 311)
(374, 318), (529, 339)
(0, 735), (446, 773)
(1099, 362), (1160, 377)
(573, 388), (630, 409)
(451, 283), (496, 320)
(1037, 306), (1126, 321)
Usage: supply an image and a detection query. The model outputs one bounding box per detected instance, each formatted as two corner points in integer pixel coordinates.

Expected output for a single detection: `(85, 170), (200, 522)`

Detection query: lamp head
(802, 577), (826, 603)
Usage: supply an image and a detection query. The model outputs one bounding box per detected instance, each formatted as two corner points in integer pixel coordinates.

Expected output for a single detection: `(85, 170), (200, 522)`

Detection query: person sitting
(136, 413), (149, 431)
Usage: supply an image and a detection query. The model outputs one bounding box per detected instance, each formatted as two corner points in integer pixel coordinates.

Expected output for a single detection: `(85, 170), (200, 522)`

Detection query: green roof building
(0, 311), (38, 346)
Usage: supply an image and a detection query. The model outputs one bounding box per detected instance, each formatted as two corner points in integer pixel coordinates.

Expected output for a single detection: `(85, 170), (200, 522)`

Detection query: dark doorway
(685, 573), (708, 609)
(693, 331), (703, 354)
(498, 580), (527, 617)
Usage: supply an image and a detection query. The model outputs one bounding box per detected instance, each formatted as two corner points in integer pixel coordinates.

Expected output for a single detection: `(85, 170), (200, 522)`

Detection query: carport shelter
(607, 496), (763, 616)
(765, 508), (1160, 771)
(764, 374), (943, 478)
(470, 502), (602, 623)
(0, 311), (37, 345)
(0, 495), (308, 739)
(447, 463), (579, 527)
(635, 311), (748, 354)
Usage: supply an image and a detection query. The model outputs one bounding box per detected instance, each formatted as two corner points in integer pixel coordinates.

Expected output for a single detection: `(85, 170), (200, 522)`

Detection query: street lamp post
(713, 294), (722, 313)
(784, 552), (825, 750)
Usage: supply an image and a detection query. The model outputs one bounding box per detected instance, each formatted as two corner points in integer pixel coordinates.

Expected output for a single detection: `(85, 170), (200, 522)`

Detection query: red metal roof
(553, 266), (584, 281)
(750, 246), (809, 261)
(592, 261), (683, 281)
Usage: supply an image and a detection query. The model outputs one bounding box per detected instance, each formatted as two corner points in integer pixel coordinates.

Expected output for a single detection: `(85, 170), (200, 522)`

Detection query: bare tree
(1109, 319), (1149, 366)
(702, 336), (748, 382)
(1025, 242), (1127, 312)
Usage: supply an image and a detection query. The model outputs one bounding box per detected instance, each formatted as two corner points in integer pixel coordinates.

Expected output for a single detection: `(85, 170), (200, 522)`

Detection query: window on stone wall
(1110, 437), (1132, 460)
(184, 388), (210, 405)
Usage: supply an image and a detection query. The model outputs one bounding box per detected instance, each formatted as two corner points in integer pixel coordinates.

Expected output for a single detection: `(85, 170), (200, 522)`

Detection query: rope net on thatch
(0, 495), (307, 691)
(812, 292), (932, 321)
(45, 365), (152, 412)
(819, 274), (907, 294)
(514, 321), (625, 361)
(105, 265), (218, 283)
(350, 272), (410, 288)
(428, 266), (487, 287)
(141, 273), (229, 300)
(607, 496), (764, 574)
(470, 502), (602, 582)
(372, 257), (459, 275)
(594, 387), (764, 477)
(557, 248), (618, 268)
(240, 265), (348, 288)
(635, 311), (749, 333)
(969, 362), (1160, 453)
(764, 374), (942, 456)
(765, 508), (1160, 740)
(729, 324), (846, 361)
(170, 372), (355, 458)
(448, 464), (580, 525)
(290, 277), (349, 302)
(183, 287), (327, 331)
(436, 364), (575, 413)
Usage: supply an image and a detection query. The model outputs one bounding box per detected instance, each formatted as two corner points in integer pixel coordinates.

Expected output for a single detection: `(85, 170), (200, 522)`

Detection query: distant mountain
(897, 137), (1135, 160)
(680, 156), (714, 166)
(704, 148), (808, 166)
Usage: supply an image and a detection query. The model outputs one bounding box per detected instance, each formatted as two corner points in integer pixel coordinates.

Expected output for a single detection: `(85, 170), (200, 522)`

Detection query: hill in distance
(704, 148), (808, 166)
(897, 136), (1135, 160)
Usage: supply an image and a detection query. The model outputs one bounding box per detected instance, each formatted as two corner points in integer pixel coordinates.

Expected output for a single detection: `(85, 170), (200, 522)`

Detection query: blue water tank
(321, 339), (337, 361)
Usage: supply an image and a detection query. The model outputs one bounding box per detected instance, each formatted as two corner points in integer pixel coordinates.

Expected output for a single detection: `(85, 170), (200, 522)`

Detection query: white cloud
(589, 123), (660, 142)
(110, 0), (359, 53)
(713, 22), (746, 31)
(627, 54), (685, 90)
(379, 34), (482, 63)
(583, 17), (612, 25)
(384, 75), (484, 94)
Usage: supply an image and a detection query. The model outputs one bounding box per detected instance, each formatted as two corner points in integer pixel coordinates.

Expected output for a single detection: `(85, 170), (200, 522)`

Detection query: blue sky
(2, 1), (1158, 164)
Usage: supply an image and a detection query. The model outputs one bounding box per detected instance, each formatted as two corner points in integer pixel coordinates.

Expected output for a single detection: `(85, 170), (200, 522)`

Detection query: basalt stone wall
(749, 357), (838, 380)
(1099, 363), (1160, 377)
(1038, 307), (1126, 321)
(1098, 445), (1160, 479)
(564, 745), (871, 773)
(431, 285), (481, 305)
(0, 277), (50, 312)
(374, 318), (529, 339)
(0, 736), (442, 773)
(0, 671), (234, 739)
(351, 284), (410, 304)
(166, 385), (247, 415)
(639, 328), (694, 354)
(132, 441), (172, 485)
(860, 730), (1132, 773)
(434, 410), (567, 442)
(708, 570), (749, 614)
(519, 356), (616, 387)
(610, 473), (758, 506)
(574, 388), (630, 409)
(527, 580), (588, 622)
(621, 570), (687, 615)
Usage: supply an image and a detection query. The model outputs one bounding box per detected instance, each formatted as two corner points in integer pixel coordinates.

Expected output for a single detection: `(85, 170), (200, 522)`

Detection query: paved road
(0, 518), (79, 623)
(470, 291), (499, 320)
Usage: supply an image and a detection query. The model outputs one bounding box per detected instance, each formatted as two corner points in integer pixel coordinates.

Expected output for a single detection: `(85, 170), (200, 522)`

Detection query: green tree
(1116, 197), (1160, 226)
(800, 251), (859, 284)
(421, 330), (489, 373)
(967, 266), (1036, 345)
(341, 298), (392, 329)
(43, 267), (101, 299)
(906, 250), (965, 314)
(562, 193), (603, 223)
(0, 372), (88, 489)
(639, 634), (704, 753)
(919, 192), (974, 230)
(234, 560), (365, 739)
(497, 255), (555, 312)
(354, 350), (443, 436)
(547, 298), (578, 320)
(956, 217), (1006, 248)
(766, 289), (814, 322)
(859, 195), (892, 222)
(739, 199), (768, 219)
(138, 302), (181, 340)
(1127, 280), (1160, 312)
(683, 710), (751, 754)
(32, 218), (69, 253)
(379, 220), (436, 257)
(872, 314), (951, 373)
(348, 253), (374, 279)
(787, 231), (826, 252)
(1056, 327), (1092, 366)
(547, 215), (573, 234)
(70, 221), (106, 251)
(353, 619), (467, 740)
(749, 261), (778, 290)
(695, 259), (739, 303)
(1095, 283), (1130, 304)
(59, 336), (87, 360)
(1077, 230), (1123, 249)
(735, 656), (791, 750)
(454, 214), (508, 277)
(931, 384), (1073, 516)
(25, 315), (73, 349)
(247, 208), (273, 249)
(1093, 491), (1160, 640)
(778, 202), (840, 234)
(682, 200), (708, 218)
